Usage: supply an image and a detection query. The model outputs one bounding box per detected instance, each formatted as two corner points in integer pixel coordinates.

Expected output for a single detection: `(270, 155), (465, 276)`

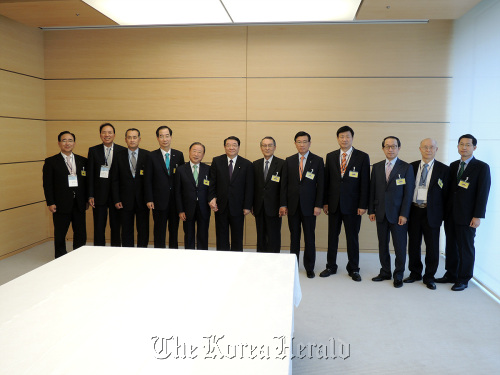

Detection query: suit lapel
(387, 159), (402, 185)
(344, 149), (356, 176)
(461, 157), (477, 181)
(332, 150), (341, 177)
(231, 157), (241, 181)
(265, 158), (276, 185)
(156, 149), (169, 176)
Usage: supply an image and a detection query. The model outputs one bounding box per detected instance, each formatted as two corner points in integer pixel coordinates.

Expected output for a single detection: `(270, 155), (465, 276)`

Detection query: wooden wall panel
(247, 78), (449, 122)
(0, 162), (44, 211)
(0, 118), (46, 163)
(44, 27), (247, 79)
(0, 203), (48, 257)
(0, 70), (45, 119)
(248, 22), (452, 77)
(45, 78), (246, 121)
(0, 14), (44, 77)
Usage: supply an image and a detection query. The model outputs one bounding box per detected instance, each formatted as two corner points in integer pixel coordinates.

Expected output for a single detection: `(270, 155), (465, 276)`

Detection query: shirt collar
(386, 157), (398, 166)
(298, 151), (310, 159)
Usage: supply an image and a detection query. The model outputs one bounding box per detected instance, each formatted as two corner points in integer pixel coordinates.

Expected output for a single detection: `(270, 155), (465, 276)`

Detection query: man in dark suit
(111, 128), (150, 248)
(405, 138), (450, 290)
(175, 142), (211, 250)
(321, 126), (370, 282)
(283, 131), (324, 278)
(43, 131), (88, 258)
(369, 136), (415, 288)
(145, 126), (185, 248)
(436, 134), (491, 291)
(208, 136), (254, 251)
(252, 136), (287, 253)
(87, 123), (126, 247)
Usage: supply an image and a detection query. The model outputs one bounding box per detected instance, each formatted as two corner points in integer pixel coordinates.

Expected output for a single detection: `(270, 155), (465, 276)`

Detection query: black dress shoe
(349, 272), (362, 282)
(435, 275), (454, 284)
(403, 276), (422, 283)
(393, 279), (403, 288)
(425, 281), (437, 290)
(372, 274), (391, 282)
(451, 282), (468, 291)
(319, 268), (336, 278)
(306, 271), (315, 279)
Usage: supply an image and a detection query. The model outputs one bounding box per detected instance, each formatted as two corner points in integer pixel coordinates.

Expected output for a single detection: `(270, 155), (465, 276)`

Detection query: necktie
(299, 156), (305, 180)
(165, 153), (170, 175)
(419, 163), (429, 186)
(340, 152), (347, 176)
(193, 164), (198, 186)
(457, 161), (465, 182)
(130, 151), (137, 177)
(385, 162), (392, 182)
(264, 160), (269, 180)
(229, 159), (233, 180)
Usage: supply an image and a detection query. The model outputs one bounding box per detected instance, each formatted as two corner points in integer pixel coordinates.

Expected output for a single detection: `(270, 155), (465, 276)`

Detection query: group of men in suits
(43, 125), (490, 292)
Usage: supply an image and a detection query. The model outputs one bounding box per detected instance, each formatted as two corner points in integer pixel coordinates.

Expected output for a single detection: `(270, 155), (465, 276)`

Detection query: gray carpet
(1, 244), (499, 374)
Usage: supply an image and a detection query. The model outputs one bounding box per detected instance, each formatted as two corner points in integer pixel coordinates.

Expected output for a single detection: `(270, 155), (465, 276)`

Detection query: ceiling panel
(356, 0), (483, 20)
(0, 0), (117, 27)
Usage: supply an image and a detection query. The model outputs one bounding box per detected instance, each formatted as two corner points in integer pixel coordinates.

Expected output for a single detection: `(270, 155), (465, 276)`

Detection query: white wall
(449, 0), (500, 296)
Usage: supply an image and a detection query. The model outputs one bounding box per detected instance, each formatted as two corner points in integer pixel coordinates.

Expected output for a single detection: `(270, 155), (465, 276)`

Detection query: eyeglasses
(295, 141), (309, 145)
(383, 145), (398, 150)
(261, 144), (275, 149)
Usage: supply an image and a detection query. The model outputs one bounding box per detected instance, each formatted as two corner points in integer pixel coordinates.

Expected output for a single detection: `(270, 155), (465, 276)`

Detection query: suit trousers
(255, 210), (282, 253)
(376, 217), (408, 281)
(121, 208), (150, 248)
(152, 208), (168, 248)
(182, 202), (209, 250)
(444, 218), (476, 284)
(214, 207), (244, 251)
(92, 197), (122, 247)
(327, 208), (361, 273)
(52, 201), (86, 258)
(167, 191), (180, 249)
(288, 210), (316, 272)
(408, 206), (440, 282)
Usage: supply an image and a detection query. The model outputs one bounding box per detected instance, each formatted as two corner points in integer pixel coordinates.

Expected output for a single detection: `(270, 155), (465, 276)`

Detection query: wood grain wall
(3, 20), (452, 254)
(0, 15), (47, 258)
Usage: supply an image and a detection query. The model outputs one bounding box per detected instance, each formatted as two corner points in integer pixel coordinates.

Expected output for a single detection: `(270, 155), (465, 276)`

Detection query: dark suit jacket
(369, 158), (415, 224)
(446, 157), (491, 225)
(175, 162), (211, 220)
(411, 160), (450, 228)
(208, 154), (254, 216)
(111, 148), (149, 211)
(283, 152), (325, 216)
(144, 148), (185, 211)
(253, 156), (286, 217)
(324, 148), (370, 215)
(87, 143), (127, 205)
(42, 153), (87, 214)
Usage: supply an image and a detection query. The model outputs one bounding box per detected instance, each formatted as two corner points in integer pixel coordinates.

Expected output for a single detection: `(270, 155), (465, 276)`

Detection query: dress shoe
(403, 276), (422, 283)
(435, 275), (454, 284)
(372, 274), (391, 282)
(349, 272), (362, 282)
(393, 279), (403, 288)
(319, 268), (336, 278)
(306, 271), (315, 279)
(425, 281), (437, 290)
(451, 282), (468, 291)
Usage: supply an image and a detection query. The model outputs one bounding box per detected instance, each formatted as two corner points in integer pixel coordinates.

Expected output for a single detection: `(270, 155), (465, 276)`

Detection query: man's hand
(115, 202), (123, 209)
(243, 209), (251, 216)
(470, 217), (481, 228)
(314, 207), (322, 216)
(369, 214), (376, 222)
(279, 207), (288, 217)
(88, 197), (95, 208)
(209, 198), (218, 212)
(358, 208), (366, 215)
(179, 212), (186, 221)
(323, 205), (329, 215)
(147, 202), (155, 210)
(48, 204), (57, 213)
(398, 216), (407, 225)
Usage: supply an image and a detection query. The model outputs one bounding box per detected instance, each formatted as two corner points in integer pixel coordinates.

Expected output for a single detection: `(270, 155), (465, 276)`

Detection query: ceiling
(0, 0), (483, 28)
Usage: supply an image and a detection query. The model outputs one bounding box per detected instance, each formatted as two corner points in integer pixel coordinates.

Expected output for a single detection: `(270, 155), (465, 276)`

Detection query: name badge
(100, 165), (110, 178)
(140, 170), (144, 176)
(173, 168), (176, 174)
(396, 178), (406, 186)
(271, 175), (280, 182)
(203, 179), (210, 186)
(416, 188), (428, 201)
(81, 170), (86, 176)
(349, 171), (359, 178)
(305, 171), (315, 180)
(68, 175), (78, 187)
(438, 178), (443, 189)
(458, 180), (469, 189)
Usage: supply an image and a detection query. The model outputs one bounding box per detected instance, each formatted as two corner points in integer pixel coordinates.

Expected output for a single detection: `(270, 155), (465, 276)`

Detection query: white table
(0, 246), (301, 374)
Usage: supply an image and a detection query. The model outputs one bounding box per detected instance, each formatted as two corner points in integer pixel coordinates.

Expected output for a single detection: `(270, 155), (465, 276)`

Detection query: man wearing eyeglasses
(43, 131), (88, 258)
(405, 138), (450, 290)
(436, 134), (491, 292)
(252, 136), (287, 253)
(369, 136), (415, 288)
(283, 131), (325, 278)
